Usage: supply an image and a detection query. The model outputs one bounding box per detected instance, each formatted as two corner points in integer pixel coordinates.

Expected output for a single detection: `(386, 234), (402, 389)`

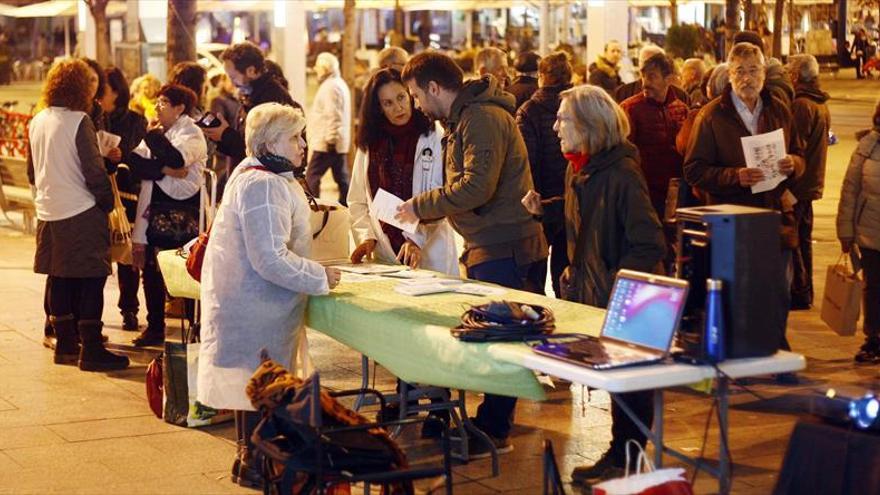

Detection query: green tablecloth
(157, 251), (606, 400)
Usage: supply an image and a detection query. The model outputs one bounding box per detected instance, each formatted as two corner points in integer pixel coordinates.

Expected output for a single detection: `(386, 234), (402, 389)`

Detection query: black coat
(507, 75), (539, 111)
(217, 72), (301, 165)
(515, 84), (571, 225)
(107, 109), (148, 221)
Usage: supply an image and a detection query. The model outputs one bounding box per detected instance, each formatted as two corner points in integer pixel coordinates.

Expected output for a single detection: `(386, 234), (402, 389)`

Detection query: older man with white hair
(684, 43), (806, 382)
(474, 46), (510, 87)
(787, 54), (831, 310)
(613, 45), (690, 104)
(306, 52), (352, 205)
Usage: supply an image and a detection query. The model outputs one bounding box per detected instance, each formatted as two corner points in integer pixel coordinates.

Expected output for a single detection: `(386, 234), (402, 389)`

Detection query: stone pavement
(1, 74), (879, 494)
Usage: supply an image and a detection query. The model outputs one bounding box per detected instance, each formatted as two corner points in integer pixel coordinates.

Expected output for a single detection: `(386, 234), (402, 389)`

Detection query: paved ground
(1, 72), (879, 494)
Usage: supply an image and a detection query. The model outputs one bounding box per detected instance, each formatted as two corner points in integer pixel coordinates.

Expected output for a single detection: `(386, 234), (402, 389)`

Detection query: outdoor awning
(2, 0), (127, 18)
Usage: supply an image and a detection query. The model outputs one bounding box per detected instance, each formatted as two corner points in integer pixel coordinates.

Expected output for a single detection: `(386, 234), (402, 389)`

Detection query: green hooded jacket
(413, 76), (545, 256)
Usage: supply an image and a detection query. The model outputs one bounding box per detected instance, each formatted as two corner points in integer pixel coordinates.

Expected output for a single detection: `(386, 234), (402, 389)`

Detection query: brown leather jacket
(682, 86), (805, 248)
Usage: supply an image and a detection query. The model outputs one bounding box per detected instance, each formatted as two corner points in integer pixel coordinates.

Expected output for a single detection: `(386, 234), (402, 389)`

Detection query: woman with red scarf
(348, 68), (457, 275)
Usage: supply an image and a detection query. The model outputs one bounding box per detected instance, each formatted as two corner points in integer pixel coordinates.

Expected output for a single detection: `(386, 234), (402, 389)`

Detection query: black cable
(451, 301), (555, 342)
(689, 392), (718, 486)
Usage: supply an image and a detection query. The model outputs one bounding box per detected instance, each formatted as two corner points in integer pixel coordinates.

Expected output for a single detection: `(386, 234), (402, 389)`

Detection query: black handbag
(146, 184), (200, 249)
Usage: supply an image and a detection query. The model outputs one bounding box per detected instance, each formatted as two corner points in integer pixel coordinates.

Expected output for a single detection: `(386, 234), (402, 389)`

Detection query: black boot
(121, 311), (139, 331)
(51, 315), (79, 365)
(231, 410), (264, 488)
(78, 320), (129, 371)
(132, 326), (165, 347)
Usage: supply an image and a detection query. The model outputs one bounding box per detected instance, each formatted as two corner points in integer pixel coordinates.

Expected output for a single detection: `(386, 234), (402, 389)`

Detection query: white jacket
(347, 122), (458, 275)
(837, 129), (880, 251)
(197, 158), (329, 411)
(131, 115), (207, 244)
(308, 75), (352, 153)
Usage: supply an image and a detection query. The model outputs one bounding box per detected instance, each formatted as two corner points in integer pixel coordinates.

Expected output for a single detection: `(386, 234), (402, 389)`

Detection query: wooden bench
(0, 156), (35, 234)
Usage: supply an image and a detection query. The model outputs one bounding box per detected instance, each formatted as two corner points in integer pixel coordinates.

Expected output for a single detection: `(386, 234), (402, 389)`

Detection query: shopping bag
(820, 255), (863, 336)
(108, 174), (133, 265)
(593, 440), (694, 495)
(162, 342), (233, 427)
(310, 198), (351, 263)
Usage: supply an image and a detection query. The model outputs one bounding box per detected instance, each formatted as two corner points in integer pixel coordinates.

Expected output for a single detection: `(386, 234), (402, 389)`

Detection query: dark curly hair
(104, 66), (131, 111)
(220, 41), (265, 74)
(157, 84), (198, 116)
(170, 61), (207, 100)
(356, 68), (432, 151)
(41, 59), (96, 113)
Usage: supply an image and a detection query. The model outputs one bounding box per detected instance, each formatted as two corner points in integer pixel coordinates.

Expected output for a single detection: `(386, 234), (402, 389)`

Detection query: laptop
(532, 270), (689, 370)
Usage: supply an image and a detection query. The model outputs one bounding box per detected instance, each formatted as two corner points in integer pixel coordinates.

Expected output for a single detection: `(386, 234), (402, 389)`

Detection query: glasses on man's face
(732, 66), (762, 80)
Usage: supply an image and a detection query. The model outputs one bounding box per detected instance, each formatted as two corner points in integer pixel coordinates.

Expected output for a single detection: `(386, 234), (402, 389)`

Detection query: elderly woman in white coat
(197, 102), (342, 488)
(838, 101), (880, 364)
(348, 68), (458, 275)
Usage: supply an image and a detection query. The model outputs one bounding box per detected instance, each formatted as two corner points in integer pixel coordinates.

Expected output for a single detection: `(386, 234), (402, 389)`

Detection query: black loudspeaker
(675, 205), (787, 359)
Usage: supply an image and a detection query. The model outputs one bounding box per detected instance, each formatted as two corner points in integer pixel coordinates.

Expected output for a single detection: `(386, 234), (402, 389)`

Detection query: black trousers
(791, 201), (815, 307)
(305, 151), (349, 206)
(467, 256), (547, 439)
(863, 247), (880, 340)
(117, 263), (140, 314)
(47, 276), (106, 321)
(610, 391), (654, 461)
(142, 247), (169, 331)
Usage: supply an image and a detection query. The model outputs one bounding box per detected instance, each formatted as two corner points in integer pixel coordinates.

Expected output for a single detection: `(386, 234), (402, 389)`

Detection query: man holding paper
(396, 52), (548, 458)
(683, 42), (805, 377)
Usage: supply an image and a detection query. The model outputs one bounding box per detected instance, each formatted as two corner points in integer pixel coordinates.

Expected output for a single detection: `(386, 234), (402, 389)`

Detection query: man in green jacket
(397, 51), (548, 459)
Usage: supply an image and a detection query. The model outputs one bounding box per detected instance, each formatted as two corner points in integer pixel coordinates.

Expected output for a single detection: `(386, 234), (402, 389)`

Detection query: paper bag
(108, 174), (133, 265)
(820, 258), (863, 336)
(310, 198), (351, 263)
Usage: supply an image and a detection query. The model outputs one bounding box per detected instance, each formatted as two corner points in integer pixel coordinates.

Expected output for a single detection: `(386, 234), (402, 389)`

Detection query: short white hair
(474, 47), (507, 73)
(315, 52), (340, 77)
(727, 42), (765, 66)
(639, 44), (665, 66)
(245, 103), (306, 157)
(560, 84), (630, 155)
(787, 54), (820, 83)
(707, 63), (729, 99)
(377, 46), (409, 69)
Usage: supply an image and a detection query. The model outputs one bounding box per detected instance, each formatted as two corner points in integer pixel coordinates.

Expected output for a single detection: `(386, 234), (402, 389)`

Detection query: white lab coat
(197, 157), (329, 411)
(131, 115), (207, 244)
(347, 122), (458, 276)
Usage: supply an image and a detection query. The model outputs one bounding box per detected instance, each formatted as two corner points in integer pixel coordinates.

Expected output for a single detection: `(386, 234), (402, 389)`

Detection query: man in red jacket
(620, 53), (689, 225)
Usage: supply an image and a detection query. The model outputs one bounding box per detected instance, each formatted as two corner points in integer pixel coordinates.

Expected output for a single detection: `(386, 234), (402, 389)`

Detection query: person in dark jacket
(202, 42), (302, 168)
(516, 51), (572, 297)
(507, 51), (540, 111)
(28, 59), (129, 371)
(170, 61), (208, 117)
(398, 51), (548, 460)
(852, 29), (870, 79)
(588, 41), (623, 95)
(787, 54), (831, 309)
(620, 53), (689, 220)
(684, 43), (805, 381)
(101, 67), (148, 331)
(524, 84), (664, 486)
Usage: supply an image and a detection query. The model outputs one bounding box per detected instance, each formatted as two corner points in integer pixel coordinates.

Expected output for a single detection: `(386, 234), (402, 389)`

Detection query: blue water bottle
(704, 279), (726, 363)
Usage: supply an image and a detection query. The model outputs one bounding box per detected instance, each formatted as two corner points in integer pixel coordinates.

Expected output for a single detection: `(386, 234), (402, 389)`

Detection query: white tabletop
(493, 345), (806, 393)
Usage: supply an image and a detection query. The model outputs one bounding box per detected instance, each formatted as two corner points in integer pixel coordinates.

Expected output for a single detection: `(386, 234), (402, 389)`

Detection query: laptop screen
(602, 272), (688, 352)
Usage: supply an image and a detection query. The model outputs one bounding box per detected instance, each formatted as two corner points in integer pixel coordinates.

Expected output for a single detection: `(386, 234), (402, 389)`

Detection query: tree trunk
(743, 0), (754, 29)
(394, 0), (404, 35)
(773, 0), (785, 58)
(342, 0), (357, 168)
(670, 0), (678, 27)
(86, 0), (110, 66)
(725, 0), (740, 51)
(788, 1), (796, 56)
(166, 0), (197, 76)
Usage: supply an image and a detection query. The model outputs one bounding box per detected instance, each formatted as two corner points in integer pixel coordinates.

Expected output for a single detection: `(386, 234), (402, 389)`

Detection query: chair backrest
(0, 157), (29, 189)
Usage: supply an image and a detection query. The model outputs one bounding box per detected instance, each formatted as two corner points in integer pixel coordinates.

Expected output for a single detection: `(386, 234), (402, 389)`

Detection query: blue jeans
(466, 256), (547, 439)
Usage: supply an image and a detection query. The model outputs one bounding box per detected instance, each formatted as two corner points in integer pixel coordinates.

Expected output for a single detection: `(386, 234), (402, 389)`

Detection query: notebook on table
(532, 270), (689, 370)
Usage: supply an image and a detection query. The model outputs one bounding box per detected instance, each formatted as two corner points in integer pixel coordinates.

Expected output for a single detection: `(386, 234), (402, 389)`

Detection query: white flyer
(371, 188), (419, 234)
(740, 128), (787, 194)
(96, 130), (122, 157)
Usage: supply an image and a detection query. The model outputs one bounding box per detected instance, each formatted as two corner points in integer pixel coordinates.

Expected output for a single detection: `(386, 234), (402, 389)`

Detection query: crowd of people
(24, 30), (880, 489)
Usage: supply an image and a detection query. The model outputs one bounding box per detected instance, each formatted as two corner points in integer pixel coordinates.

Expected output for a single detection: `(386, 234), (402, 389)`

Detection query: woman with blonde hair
(27, 58), (129, 371)
(524, 84), (665, 486)
(197, 102), (341, 487)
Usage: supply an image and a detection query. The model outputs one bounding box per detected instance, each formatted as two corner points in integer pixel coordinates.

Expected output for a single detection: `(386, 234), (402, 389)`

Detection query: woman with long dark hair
(348, 68), (457, 274)
(100, 67), (148, 331)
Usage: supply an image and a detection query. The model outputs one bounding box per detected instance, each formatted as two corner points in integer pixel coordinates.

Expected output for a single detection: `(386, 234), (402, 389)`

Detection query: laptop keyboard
(570, 338), (650, 362)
